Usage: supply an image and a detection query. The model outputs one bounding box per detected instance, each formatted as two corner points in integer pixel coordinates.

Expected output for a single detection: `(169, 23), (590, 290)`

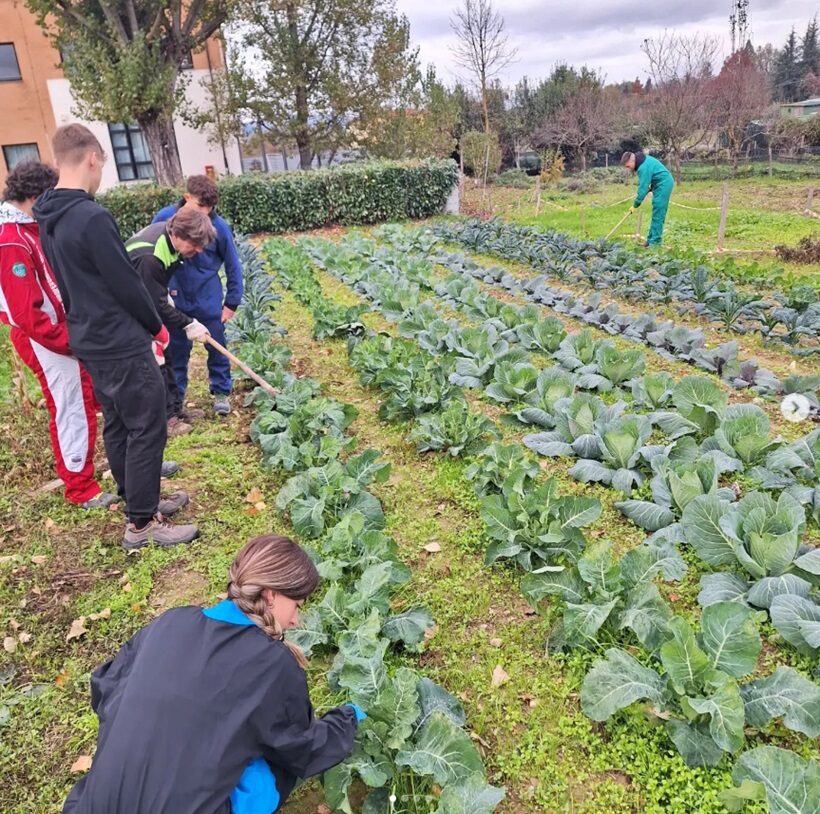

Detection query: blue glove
(345, 703), (367, 722)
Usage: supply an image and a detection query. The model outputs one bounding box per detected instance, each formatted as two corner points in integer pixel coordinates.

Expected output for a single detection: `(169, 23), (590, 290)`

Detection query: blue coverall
(633, 154), (675, 246)
(152, 203), (243, 403)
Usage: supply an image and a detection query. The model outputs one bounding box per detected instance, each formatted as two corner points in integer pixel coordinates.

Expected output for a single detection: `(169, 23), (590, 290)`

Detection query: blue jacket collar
(202, 599), (256, 626)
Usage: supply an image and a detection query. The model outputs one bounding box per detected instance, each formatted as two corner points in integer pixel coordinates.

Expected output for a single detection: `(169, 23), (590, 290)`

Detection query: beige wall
(0, 1), (62, 186)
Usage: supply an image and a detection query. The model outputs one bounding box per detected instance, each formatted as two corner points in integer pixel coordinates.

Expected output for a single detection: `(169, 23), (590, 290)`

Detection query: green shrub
(461, 131), (502, 179)
(494, 168), (533, 188)
(96, 184), (179, 238)
(97, 159), (458, 237)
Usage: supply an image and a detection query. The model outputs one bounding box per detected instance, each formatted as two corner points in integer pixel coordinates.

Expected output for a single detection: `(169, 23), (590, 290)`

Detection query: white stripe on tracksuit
(29, 339), (89, 473)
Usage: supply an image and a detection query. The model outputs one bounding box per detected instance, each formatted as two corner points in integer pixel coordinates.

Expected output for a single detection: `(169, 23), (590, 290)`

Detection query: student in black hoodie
(34, 124), (199, 549)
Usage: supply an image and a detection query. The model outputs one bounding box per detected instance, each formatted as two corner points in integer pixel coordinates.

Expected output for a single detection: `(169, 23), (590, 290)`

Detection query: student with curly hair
(0, 159), (115, 508)
(62, 534), (363, 814)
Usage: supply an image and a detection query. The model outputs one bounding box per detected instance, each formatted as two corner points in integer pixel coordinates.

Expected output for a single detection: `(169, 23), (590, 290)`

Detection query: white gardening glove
(184, 319), (211, 343)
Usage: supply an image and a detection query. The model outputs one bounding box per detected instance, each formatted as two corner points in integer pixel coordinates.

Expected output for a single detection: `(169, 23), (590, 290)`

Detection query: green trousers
(647, 180), (674, 245)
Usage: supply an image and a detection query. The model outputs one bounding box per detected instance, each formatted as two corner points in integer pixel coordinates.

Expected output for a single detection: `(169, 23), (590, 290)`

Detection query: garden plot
(433, 219), (820, 359)
(1, 230), (817, 814)
(242, 229), (819, 813)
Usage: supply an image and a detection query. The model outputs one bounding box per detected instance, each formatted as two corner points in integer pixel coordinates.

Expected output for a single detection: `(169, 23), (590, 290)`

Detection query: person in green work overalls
(621, 151), (675, 246)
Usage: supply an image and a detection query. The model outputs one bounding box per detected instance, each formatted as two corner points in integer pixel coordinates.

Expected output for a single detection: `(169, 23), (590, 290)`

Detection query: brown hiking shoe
(159, 490), (189, 517)
(122, 515), (199, 550)
(168, 416), (192, 437)
(179, 406), (206, 421)
(122, 490), (189, 518)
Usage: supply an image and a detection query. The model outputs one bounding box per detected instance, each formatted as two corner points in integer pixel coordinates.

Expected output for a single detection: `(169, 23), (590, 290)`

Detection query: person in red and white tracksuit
(0, 160), (115, 508)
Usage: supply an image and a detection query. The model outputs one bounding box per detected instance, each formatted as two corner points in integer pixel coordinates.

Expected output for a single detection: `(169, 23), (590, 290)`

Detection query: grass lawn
(463, 176), (820, 280)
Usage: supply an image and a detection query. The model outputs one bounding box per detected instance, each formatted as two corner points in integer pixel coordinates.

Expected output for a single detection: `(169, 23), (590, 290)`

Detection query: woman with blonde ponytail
(63, 535), (364, 814)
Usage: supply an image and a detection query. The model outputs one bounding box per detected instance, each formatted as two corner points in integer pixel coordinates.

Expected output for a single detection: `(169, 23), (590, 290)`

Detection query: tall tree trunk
(481, 77), (490, 133)
(296, 133), (312, 170)
(287, 2), (313, 170)
(138, 110), (183, 186)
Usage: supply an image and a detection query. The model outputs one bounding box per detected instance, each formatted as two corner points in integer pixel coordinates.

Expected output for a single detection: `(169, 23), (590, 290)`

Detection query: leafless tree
(536, 77), (616, 171)
(450, 0), (517, 132)
(641, 32), (720, 179)
(710, 48), (771, 172)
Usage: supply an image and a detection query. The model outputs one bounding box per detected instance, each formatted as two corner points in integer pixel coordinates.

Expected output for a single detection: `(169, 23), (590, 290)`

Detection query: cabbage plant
(701, 404), (782, 470)
(510, 367), (577, 428)
(616, 446), (736, 532)
(524, 394), (626, 459)
(568, 414), (655, 495)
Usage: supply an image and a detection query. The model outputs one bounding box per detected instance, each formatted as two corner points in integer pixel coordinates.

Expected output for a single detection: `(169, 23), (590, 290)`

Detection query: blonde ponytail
(227, 535), (319, 668)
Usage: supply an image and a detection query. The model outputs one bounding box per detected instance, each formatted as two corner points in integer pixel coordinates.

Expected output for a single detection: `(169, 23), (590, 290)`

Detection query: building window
(0, 43), (22, 81)
(107, 123), (154, 181)
(3, 143), (40, 171)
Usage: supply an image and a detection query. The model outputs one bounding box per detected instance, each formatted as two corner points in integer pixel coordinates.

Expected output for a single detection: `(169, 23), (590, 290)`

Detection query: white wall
(46, 70), (242, 191)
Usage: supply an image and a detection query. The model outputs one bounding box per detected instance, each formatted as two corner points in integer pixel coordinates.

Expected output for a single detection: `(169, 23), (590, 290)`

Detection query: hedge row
(97, 159), (459, 238)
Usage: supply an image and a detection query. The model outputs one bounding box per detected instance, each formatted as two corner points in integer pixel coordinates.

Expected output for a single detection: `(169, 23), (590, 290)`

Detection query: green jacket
(634, 154), (674, 208)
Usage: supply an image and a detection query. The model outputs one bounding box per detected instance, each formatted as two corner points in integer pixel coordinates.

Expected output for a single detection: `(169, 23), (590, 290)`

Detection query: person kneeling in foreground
(62, 535), (364, 814)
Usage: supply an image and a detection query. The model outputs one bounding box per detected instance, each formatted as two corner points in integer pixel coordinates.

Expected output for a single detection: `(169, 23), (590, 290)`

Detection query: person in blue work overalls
(62, 534), (365, 814)
(153, 175), (243, 418)
(621, 150), (675, 247)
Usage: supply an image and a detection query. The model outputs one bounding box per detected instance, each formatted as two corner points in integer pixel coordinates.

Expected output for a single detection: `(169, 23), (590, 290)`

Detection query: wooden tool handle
(203, 335), (278, 397)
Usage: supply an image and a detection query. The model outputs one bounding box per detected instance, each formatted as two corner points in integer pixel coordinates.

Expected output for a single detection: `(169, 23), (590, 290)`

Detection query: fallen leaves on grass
(70, 755), (93, 773)
(245, 487), (264, 504)
(30, 555), (48, 565)
(66, 609), (111, 642)
(3, 637), (16, 653)
(65, 618), (88, 642)
(491, 665), (509, 688)
(424, 542), (441, 553)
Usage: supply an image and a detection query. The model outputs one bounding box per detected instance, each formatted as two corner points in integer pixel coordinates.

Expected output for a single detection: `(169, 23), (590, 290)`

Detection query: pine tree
(774, 28), (802, 101)
(800, 16), (819, 82)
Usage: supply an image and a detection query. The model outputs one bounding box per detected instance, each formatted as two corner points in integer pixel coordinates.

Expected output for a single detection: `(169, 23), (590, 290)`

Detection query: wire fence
(679, 152), (820, 181)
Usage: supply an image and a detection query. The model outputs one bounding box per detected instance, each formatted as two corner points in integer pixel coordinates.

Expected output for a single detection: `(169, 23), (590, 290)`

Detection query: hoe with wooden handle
(605, 209), (633, 241)
(203, 336), (278, 397)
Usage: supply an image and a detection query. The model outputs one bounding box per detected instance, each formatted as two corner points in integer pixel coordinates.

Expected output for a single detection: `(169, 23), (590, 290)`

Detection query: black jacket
(33, 189), (161, 361)
(62, 605), (358, 814)
(126, 222), (193, 331)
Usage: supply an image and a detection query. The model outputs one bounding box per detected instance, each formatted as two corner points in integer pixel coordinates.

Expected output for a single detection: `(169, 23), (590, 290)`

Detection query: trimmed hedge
(97, 159), (458, 237)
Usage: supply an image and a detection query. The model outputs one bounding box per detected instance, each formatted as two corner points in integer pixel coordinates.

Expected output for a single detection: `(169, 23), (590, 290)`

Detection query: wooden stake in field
(807, 186), (816, 216)
(535, 178), (542, 216)
(768, 146), (773, 178)
(717, 183), (729, 253)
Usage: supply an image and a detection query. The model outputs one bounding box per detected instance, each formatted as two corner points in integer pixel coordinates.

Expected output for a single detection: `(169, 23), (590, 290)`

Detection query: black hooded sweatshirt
(33, 188), (162, 361)
(62, 604), (358, 814)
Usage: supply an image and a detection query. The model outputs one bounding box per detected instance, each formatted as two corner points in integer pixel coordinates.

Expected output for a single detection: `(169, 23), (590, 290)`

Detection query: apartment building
(0, 1), (242, 191)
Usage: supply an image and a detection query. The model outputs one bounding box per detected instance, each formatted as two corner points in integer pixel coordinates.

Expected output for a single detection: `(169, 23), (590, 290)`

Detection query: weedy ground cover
(266, 230), (817, 814)
(1, 219), (817, 814)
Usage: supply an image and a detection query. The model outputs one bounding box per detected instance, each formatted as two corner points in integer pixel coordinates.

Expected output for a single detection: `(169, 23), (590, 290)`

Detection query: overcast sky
(394, 0), (818, 86)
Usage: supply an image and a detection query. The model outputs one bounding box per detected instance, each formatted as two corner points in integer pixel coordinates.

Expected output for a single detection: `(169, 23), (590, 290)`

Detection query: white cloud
(395, 0), (819, 84)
